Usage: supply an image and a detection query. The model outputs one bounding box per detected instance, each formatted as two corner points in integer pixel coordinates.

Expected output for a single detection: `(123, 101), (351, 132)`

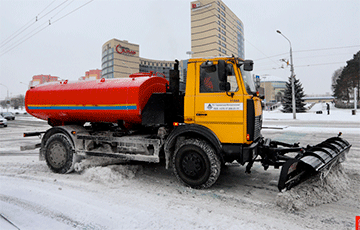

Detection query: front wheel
(173, 138), (221, 189)
(44, 133), (74, 174)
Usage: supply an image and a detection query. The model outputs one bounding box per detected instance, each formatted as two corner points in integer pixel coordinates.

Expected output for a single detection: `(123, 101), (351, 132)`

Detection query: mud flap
(278, 136), (351, 192)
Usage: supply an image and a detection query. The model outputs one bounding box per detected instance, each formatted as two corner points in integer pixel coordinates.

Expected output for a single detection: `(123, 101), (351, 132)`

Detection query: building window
(221, 23), (226, 29)
(217, 7), (220, 12)
(218, 33), (221, 38)
(220, 17), (226, 23)
(221, 29), (226, 35)
(220, 4), (225, 11)
(218, 47), (221, 51)
(221, 36), (226, 42)
(217, 14), (220, 18)
(220, 11), (225, 17)
(217, 1), (220, 5)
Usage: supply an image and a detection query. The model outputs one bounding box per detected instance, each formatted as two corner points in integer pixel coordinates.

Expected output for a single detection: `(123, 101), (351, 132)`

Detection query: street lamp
(186, 51), (194, 58)
(277, 30), (296, 119)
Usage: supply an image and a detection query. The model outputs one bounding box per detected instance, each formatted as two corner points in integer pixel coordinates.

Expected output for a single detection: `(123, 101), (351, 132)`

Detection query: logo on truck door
(205, 103), (243, 111)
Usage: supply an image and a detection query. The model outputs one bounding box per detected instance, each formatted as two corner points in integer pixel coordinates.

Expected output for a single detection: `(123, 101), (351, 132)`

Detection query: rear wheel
(173, 138), (221, 189)
(44, 133), (74, 174)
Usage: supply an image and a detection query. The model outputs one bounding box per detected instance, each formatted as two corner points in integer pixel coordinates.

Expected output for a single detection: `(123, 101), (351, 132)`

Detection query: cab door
(194, 61), (246, 144)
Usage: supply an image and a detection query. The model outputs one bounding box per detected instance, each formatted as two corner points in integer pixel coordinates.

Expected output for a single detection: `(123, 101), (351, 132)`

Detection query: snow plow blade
(278, 136), (351, 192)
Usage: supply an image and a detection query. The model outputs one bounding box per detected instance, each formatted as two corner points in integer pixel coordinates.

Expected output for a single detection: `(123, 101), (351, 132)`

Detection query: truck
(23, 56), (351, 191)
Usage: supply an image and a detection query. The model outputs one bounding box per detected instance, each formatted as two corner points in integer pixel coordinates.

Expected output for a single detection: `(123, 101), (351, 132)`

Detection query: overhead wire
(0, 0), (94, 57)
(254, 45), (360, 73)
(255, 61), (347, 72)
(0, 0), (69, 49)
(37, 0), (57, 16)
(254, 45), (360, 62)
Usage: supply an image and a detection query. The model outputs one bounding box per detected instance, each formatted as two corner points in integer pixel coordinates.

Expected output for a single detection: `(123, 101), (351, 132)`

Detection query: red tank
(25, 75), (168, 126)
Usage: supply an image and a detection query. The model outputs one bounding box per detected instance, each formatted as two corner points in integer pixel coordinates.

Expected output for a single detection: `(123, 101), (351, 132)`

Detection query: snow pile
(263, 104), (359, 122)
(82, 164), (143, 184)
(276, 163), (350, 211)
(74, 156), (128, 172)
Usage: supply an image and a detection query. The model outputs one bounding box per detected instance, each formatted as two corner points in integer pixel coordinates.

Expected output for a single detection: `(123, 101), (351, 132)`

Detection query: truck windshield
(240, 65), (256, 95)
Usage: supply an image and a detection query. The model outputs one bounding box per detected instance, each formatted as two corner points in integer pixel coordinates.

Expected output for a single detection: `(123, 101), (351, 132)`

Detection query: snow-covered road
(1, 108), (359, 229)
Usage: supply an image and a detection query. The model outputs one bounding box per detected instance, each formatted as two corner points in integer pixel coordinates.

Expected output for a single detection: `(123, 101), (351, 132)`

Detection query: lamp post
(186, 51), (194, 59)
(0, 83), (10, 112)
(20, 82), (28, 86)
(277, 30), (296, 119)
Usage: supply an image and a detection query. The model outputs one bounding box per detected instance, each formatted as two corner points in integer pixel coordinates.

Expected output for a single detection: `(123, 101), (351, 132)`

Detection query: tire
(173, 138), (221, 189)
(44, 133), (74, 174)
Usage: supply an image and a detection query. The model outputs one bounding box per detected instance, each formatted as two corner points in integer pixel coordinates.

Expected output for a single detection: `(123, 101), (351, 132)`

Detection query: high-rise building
(191, 0), (245, 59)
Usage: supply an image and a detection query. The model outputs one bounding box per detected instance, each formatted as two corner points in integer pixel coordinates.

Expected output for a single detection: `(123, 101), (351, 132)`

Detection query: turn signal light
(246, 134), (250, 141)
(173, 122), (179, 126)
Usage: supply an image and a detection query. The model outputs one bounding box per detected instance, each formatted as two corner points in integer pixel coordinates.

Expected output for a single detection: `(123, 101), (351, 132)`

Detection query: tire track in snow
(0, 195), (106, 230)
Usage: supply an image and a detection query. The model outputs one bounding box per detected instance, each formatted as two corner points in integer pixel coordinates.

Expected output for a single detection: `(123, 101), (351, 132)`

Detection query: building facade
(79, 69), (102, 81)
(260, 75), (287, 103)
(30, 74), (59, 87)
(101, 39), (179, 80)
(191, 0), (244, 59)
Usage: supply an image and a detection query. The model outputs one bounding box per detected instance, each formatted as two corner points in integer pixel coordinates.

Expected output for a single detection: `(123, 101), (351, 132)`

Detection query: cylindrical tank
(25, 76), (169, 125)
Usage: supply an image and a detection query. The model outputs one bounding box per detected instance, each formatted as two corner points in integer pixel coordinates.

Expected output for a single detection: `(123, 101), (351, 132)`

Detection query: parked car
(0, 115), (7, 127)
(0, 112), (15, 120)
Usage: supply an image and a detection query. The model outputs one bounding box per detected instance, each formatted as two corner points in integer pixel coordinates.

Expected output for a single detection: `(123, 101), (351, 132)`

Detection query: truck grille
(254, 115), (262, 140)
(246, 99), (262, 142)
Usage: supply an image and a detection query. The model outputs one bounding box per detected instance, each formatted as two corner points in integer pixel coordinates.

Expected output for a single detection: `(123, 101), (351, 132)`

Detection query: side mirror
(244, 60), (254, 71)
(217, 60), (227, 82)
(219, 82), (230, 91)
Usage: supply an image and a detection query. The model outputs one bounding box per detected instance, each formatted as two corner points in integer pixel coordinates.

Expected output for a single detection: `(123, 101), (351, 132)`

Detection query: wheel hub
(182, 152), (203, 177)
(48, 142), (67, 168)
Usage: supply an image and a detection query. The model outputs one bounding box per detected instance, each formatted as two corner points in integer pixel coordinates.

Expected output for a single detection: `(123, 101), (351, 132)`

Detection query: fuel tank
(25, 75), (169, 126)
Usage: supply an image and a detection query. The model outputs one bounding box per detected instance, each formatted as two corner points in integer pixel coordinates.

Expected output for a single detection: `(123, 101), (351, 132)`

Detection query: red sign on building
(192, 2), (200, 8)
(116, 44), (136, 55)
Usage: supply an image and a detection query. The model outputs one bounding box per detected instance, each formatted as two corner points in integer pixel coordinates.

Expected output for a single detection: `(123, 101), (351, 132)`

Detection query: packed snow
(1, 105), (359, 229)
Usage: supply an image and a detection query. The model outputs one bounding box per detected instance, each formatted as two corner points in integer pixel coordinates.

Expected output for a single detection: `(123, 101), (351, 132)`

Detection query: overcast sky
(0, 0), (359, 99)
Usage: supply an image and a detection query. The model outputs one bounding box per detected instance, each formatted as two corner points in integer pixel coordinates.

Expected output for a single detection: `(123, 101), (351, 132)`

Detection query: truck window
(200, 64), (221, 93)
(240, 65), (256, 95)
(226, 64), (239, 92)
(199, 62), (239, 93)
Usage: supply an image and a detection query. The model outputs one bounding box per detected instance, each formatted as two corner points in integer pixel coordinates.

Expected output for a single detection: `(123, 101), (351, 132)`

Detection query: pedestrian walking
(326, 103), (330, 115)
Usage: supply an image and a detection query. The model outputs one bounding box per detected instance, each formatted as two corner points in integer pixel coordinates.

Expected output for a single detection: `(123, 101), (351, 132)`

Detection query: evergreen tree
(281, 76), (306, 113)
(332, 51), (360, 102)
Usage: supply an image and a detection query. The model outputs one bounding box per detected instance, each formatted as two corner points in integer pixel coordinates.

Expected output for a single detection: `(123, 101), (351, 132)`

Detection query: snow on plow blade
(278, 136), (351, 192)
